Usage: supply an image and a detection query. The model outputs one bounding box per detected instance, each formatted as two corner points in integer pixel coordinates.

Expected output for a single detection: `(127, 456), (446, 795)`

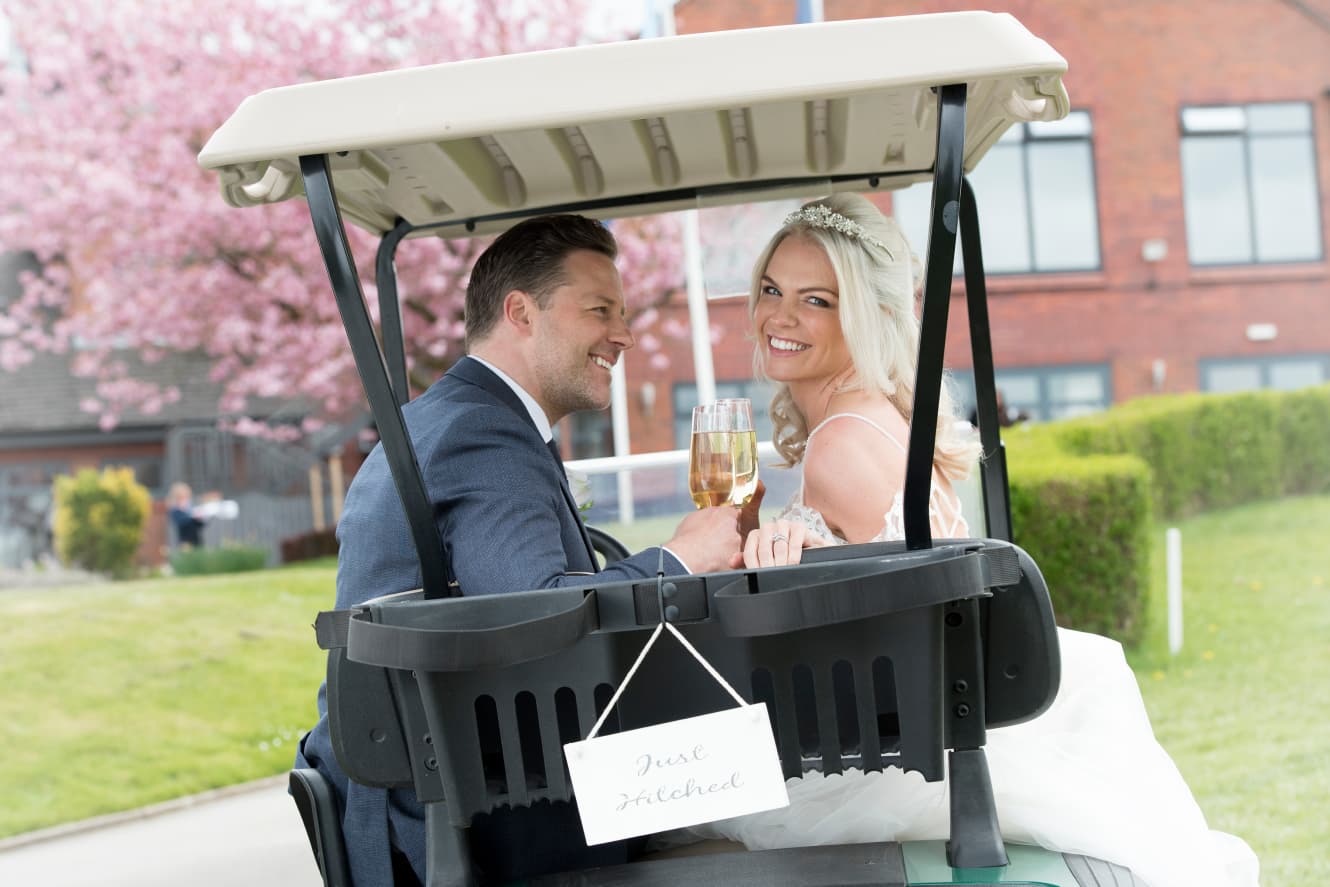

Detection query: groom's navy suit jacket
(296, 357), (687, 886)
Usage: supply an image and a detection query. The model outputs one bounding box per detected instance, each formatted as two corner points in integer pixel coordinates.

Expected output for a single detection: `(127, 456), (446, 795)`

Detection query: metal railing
(566, 442), (778, 524)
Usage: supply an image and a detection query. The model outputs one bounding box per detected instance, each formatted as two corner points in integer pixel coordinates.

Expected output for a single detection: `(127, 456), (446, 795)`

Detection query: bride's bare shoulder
(804, 413), (905, 487)
(803, 402), (909, 542)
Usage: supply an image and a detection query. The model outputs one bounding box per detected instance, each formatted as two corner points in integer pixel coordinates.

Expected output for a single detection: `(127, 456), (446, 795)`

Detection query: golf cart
(198, 11), (1143, 886)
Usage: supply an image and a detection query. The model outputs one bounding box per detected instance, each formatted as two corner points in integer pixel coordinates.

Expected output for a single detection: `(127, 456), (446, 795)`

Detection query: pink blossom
(0, 0), (693, 440)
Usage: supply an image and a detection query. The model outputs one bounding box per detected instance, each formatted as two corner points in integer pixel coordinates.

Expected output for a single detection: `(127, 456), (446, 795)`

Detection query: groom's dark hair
(464, 214), (618, 347)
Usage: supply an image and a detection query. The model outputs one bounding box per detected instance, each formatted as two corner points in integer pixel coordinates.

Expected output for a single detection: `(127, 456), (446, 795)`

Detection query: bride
(697, 194), (1259, 887)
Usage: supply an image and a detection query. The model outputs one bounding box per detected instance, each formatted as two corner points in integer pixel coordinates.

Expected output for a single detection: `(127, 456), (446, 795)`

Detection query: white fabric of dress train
(679, 451), (1261, 887)
(683, 628), (1258, 887)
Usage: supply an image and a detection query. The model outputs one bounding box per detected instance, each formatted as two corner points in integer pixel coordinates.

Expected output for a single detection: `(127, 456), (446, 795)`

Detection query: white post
(682, 210), (717, 407)
(308, 464), (325, 532)
(1166, 527), (1183, 656)
(610, 360), (635, 524)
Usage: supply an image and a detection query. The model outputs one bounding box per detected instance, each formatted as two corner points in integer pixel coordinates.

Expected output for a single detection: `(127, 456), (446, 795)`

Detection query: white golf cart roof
(198, 11), (1067, 237)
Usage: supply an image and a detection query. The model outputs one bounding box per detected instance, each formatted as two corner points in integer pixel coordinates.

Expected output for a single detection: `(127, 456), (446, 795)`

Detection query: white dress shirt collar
(468, 355), (554, 443)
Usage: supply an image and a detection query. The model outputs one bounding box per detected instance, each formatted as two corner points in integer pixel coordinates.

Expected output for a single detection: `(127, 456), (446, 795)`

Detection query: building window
(1199, 354), (1328, 393)
(0, 461), (66, 568)
(565, 410), (613, 460)
(951, 364), (1111, 423)
(673, 380), (775, 448)
(895, 111), (1101, 274)
(1180, 102), (1323, 265)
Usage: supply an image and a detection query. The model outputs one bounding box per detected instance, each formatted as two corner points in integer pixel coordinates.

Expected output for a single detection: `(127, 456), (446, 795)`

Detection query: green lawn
(1129, 494), (1330, 887)
(1, 498), (1325, 887)
(0, 565), (331, 836)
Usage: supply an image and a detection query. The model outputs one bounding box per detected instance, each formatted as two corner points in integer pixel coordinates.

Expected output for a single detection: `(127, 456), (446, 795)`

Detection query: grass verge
(0, 565), (330, 837)
(1130, 494), (1330, 887)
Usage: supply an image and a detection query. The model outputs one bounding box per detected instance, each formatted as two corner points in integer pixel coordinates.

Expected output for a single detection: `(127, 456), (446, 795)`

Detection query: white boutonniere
(566, 468), (593, 512)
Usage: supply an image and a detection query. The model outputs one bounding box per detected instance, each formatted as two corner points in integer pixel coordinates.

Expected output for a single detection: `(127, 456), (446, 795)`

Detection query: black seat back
(341, 540), (1058, 840)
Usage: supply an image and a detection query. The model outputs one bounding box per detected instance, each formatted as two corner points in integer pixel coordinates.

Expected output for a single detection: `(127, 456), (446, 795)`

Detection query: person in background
(968, 387), (1029, 429)
(166, 482), (205, 548)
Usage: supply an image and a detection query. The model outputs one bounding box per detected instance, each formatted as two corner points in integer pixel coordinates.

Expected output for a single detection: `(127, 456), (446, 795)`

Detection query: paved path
(0, 777), (322, 887)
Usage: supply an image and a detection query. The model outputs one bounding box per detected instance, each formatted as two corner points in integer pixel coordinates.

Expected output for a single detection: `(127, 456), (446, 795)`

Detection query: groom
(296, 213), (754, 887)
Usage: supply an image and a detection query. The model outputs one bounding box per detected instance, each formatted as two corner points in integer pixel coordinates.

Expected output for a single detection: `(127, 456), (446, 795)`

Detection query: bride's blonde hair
(748, 193), (979, 481)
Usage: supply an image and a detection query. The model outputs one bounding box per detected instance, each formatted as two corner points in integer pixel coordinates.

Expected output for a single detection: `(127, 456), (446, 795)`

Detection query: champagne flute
(689, 398), (759, 508)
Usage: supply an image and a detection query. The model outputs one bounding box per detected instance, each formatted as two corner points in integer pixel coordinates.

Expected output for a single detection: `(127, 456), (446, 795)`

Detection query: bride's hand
(739, 519), (808, 569)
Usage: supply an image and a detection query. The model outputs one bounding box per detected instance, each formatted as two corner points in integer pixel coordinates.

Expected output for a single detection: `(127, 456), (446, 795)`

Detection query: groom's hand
(663, 506), (743, 574)
(737, 479), (766, 540)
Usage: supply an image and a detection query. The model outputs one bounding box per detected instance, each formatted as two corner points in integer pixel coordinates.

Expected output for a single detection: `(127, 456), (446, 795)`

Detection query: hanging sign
(563, 621), (788, 845)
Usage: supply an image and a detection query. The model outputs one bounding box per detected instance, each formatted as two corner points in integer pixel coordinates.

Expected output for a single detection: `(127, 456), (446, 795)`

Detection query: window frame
(1179, 100), (1325, 267)
(672, 379), (776, 449)
(895, 109), (1104, 276)
(1198, 353), (1330, 393)
(950, 363), (1113, 423)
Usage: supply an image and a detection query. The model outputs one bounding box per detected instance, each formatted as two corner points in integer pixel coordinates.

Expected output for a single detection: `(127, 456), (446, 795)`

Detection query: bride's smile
(753, 234), (852, 394)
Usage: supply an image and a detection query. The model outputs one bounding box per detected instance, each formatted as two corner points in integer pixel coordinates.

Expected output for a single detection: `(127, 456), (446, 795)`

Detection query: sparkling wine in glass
(689, 398), (759, 508)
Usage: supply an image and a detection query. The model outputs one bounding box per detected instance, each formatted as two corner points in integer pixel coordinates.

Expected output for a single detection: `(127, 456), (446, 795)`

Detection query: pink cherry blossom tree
(0, 0), (683, 435)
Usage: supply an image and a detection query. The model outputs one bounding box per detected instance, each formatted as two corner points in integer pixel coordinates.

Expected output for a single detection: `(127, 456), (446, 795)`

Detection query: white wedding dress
(681, 414), (1261, 887)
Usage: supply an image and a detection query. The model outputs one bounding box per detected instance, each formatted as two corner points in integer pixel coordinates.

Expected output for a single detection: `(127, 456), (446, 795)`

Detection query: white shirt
(465, 355), (690, 572)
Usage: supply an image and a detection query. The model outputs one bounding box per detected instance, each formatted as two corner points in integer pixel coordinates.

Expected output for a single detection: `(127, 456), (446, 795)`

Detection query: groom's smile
(529, 249), (634, 423)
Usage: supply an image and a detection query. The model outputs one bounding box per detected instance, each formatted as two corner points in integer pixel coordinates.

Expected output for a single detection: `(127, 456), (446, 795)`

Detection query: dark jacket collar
(447, 355), (538, 433)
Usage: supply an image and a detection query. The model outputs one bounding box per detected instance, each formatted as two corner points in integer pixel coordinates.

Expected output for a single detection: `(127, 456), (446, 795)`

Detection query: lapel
(449, 357), (599, 566)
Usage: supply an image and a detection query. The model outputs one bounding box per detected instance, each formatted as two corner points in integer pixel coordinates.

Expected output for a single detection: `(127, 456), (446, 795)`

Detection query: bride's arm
(802, 421), (907, 545)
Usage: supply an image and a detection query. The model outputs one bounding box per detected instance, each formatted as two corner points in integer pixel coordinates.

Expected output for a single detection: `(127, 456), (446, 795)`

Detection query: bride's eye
(761, 284), (781, 298)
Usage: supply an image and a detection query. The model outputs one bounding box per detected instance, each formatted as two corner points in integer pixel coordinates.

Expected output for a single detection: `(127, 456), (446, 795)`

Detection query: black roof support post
(300, 154), (454, 599)
(904, 83), (967, 552)
(375, 219), (414, 408)
(959, 177), (1013, 543)
(906, 86), (1009, 871)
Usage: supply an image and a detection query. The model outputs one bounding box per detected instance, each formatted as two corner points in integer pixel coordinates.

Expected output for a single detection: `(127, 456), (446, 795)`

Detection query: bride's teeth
(769, 337), (808, 352)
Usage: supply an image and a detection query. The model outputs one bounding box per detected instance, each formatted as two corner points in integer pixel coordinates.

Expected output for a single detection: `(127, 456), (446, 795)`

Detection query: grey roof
(0, 349), (228, 435)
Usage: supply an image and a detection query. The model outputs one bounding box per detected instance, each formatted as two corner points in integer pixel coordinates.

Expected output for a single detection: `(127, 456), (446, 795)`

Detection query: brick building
(0, 340), (357, 570)
(564, 0), (1330, 460)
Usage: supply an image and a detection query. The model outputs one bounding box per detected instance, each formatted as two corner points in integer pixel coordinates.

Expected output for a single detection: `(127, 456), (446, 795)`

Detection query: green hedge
(1278, 385), (1330, 497)
(1045, 384), (1330, 518)
(1004, 435), (1152, 644)
(1001, 384), (1330, 645)
(170, 543), (270, 576)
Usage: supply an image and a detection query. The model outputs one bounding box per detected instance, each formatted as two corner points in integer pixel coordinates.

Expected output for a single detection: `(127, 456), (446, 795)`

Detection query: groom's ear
(502, 290), (536, 337)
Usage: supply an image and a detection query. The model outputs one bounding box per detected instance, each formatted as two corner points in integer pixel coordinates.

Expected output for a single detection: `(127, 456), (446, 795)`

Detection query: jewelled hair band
(783, 204), (892, 257)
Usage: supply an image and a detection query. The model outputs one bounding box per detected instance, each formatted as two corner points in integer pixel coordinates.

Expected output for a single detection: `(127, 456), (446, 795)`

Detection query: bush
(1279, 385), (1330, 497)
(280, 528), (338, 564)
(51, 466), (150, 579)
(170, 543), (270, 576)
(1045, 385), (1329, 519)
(1002, 384), (1330, 645)
(1006, 441), (1152, 645)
